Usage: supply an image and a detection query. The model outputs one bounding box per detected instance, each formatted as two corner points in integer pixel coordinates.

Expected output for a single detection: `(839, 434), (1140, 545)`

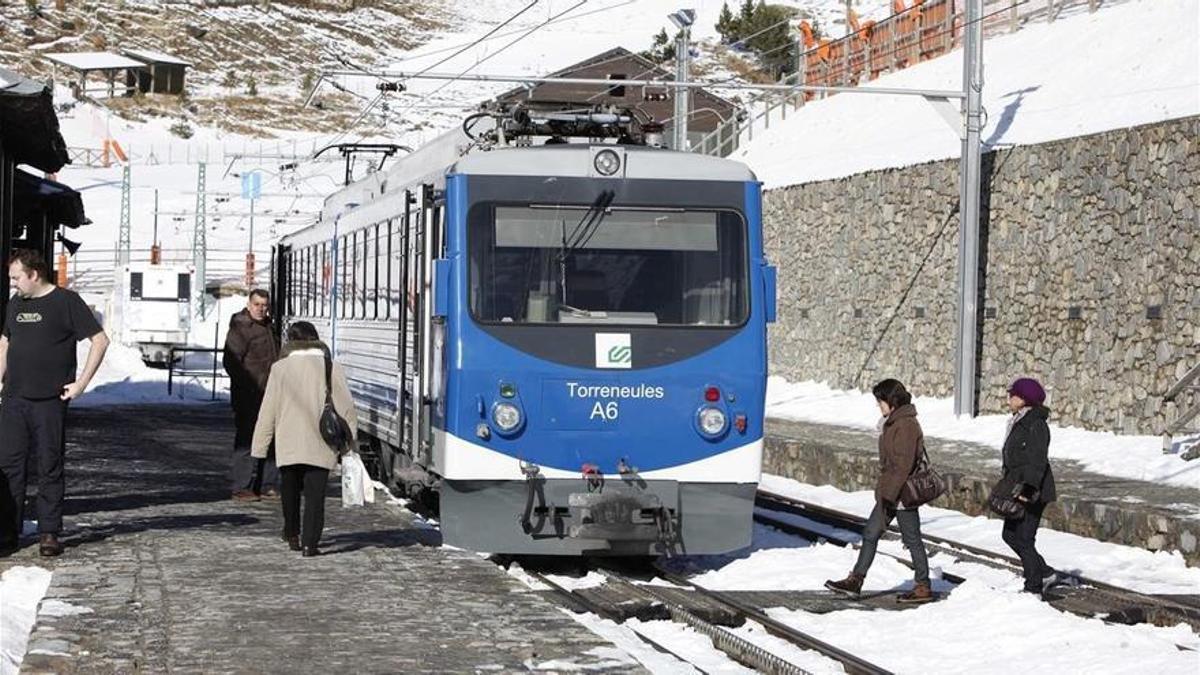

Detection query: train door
(416, 183), (445, 467)
(270, 244), (290, 344)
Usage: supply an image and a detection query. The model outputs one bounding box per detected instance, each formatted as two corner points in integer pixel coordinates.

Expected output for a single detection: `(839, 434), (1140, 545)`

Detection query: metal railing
(64, 247), (272, 296)
(692, 0), (1115, 157)
(1163, 362), (1200, 459)
(166, 346), (228, 401)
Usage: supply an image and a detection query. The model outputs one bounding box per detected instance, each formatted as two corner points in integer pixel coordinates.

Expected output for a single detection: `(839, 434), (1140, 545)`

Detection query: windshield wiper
(557, 190), (615, 303)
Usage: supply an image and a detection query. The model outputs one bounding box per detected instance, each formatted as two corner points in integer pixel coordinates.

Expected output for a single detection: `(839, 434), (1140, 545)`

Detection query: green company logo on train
(595, 333), (632, 369)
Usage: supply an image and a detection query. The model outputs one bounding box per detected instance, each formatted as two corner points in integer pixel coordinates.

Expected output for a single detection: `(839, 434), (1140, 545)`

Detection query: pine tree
(738, 0), (754, 26)
(716, 2), (738, 43)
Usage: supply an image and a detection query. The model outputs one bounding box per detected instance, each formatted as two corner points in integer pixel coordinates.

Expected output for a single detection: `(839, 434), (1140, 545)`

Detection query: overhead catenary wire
(319, 0), (542, 151)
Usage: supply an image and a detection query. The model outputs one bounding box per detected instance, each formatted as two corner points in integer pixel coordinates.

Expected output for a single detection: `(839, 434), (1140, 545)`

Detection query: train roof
(288, 120), (757, 248)
(450, 144), (756, 182)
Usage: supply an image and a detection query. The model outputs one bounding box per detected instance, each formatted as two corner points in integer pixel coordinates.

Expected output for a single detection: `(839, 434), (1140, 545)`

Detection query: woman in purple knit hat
(1001, 377), (1059, 597)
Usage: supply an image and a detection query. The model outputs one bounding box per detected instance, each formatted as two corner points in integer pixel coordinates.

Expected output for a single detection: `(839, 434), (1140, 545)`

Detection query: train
(120, 262), (194, 367)
(271, 107), (776, 555)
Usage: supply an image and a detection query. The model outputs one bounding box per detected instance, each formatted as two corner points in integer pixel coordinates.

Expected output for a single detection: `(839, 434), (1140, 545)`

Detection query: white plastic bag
(362, 459), (376, 504)
(341, 451), (367, 508)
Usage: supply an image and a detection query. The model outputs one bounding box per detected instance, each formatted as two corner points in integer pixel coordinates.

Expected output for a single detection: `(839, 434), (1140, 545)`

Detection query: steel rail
(648, 568), (894, 675)
(526, 570), (715, 675)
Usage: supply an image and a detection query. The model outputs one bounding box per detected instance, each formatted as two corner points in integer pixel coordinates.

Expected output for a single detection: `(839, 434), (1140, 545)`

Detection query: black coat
(1001, 405), (1057, 503)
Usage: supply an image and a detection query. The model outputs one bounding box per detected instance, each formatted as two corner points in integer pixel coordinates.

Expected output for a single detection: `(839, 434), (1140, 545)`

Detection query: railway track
(523, 564), (894, 675)
(754, 490), (1200, 633)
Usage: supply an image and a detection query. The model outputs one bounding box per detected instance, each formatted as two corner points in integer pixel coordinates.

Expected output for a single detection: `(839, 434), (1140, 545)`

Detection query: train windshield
(469, 204), (747, 326)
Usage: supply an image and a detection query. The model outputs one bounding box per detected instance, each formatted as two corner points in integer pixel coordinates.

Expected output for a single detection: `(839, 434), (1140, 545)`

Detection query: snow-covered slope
(735, 0), (1200, 188)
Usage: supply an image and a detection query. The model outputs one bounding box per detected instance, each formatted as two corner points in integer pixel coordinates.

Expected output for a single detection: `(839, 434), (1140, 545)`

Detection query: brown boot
(896, 583), (935, 604)
(232, 489), (260, 502)
(39, 533), (64, 558)
(825, 573), (865, 597)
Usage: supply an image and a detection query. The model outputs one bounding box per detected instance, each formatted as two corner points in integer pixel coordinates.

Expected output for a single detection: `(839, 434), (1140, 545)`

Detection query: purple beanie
(1008, 378), (1046, 406)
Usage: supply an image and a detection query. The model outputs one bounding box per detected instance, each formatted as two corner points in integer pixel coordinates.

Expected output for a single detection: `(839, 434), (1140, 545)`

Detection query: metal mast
(954, 0), (985, 417)
(669, 9), (696, 151)
(116, 164), (131, 267)
(193, 163), (208, 318)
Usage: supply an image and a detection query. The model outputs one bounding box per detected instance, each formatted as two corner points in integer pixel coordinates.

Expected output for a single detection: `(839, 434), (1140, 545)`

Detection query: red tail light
(704, 386), (720, 402)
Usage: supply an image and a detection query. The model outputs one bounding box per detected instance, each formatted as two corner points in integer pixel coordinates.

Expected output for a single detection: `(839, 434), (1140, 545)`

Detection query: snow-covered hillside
(734, 0), (1200, 188)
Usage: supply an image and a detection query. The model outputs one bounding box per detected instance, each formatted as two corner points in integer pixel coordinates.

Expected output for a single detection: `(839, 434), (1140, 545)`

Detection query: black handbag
(899, 445), (947, 508)
(318, 346), (353, 456)
(988, 475), (1039, 519)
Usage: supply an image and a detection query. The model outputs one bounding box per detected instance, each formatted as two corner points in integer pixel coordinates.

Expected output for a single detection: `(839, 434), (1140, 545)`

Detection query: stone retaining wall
(763, 115), (1200, 434)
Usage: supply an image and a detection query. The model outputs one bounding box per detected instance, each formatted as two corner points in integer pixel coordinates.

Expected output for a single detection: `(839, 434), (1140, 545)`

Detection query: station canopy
(0, 66), (69, 172)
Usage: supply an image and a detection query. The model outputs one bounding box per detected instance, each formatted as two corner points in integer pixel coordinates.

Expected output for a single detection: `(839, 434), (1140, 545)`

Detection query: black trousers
(852, 502), (931, 585)
(0, 397), (69, 545)
(230, 395), (278, 493)
(1002, 500), (1054, 591)
(280, 464), (329, 548)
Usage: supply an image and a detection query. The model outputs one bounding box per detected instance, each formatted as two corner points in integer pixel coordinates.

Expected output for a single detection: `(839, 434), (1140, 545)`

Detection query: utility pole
(193, 163), (208, 319)
(116, 164), (131, 268)
(954, 0), (984, 417)
(669, 9), (696, 151)
(150, 189), (161, 264)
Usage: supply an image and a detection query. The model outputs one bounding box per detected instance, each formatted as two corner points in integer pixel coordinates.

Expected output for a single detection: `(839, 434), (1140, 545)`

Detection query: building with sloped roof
(492, 47), (741, 155)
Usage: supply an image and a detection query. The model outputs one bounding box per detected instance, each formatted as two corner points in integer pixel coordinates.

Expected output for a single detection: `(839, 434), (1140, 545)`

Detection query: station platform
(764, 417), (1200, 565)
(1, 405), (640, 674)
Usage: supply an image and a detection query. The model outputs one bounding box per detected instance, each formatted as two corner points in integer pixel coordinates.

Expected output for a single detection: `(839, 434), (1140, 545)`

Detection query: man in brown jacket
(223, 289), (279, 501)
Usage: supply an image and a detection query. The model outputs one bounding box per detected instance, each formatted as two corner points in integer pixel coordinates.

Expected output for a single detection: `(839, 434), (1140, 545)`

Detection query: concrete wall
(764, 115), (1200, 434)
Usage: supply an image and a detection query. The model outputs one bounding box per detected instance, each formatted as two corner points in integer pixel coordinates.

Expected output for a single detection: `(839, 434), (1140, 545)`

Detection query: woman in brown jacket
(825, 379), (933, 603)
(252, 322), (357, 556)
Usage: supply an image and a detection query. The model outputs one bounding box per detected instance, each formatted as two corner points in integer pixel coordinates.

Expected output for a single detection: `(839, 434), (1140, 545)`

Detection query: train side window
(360, 224), (369, 317)
(372, 223), (382, 320)
(339, 235), (349, 320)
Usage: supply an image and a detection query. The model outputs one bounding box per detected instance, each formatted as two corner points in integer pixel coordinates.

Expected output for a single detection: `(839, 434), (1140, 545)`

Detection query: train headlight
(697, 407), (727, 437)
(593, 149), (621, 176)
(492, 402), (522, 433)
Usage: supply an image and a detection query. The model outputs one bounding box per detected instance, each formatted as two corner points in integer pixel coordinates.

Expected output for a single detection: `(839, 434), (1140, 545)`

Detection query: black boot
(39, 533), (64, 557)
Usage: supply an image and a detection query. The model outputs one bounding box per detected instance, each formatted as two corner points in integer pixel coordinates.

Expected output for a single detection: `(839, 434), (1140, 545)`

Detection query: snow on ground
(0, 566), (52, 675)
(766, 579), (1199, 674)
(736, 0), (1200, 188)
(766, 376), (1200, 492)
(71, 295), (248, 407)
(759, 473), (1200, 594)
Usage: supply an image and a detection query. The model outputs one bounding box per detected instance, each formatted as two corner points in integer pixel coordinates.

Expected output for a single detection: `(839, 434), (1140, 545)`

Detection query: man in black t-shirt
(0, 249), (109, 557)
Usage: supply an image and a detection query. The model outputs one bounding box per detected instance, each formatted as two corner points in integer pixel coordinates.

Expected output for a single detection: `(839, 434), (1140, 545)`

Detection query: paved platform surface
(1, 405), (641, 674)
(764, 417), (1200, 564)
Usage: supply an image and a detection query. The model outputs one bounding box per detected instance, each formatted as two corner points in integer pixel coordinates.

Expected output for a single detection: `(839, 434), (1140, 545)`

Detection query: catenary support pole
(673, 25), (691, 150)
(193, 164), (207, 319)
(954, 0), (984, 417)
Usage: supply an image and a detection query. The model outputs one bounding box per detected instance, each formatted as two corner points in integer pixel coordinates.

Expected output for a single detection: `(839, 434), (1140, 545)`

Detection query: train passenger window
(469, 205), (748, 326)
(385, 220), (396, 320)
(339, 235), (350, 320)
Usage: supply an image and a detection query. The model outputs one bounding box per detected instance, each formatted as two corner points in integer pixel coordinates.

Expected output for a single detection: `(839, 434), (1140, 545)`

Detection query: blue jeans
(852, 502), (930, 585)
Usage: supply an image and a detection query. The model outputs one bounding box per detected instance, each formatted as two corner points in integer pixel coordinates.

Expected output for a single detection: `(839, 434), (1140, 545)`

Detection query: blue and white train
(272, 111), (777, 555)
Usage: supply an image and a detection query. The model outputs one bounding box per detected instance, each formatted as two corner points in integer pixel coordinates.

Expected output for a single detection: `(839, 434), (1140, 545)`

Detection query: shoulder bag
(318, 346), (354, 456)
(899, 445), (947, 508)
(988, 472), (1042, 520)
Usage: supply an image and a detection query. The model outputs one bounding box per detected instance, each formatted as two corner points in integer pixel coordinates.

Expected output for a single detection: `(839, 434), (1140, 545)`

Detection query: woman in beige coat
(252, 321), (357, 556)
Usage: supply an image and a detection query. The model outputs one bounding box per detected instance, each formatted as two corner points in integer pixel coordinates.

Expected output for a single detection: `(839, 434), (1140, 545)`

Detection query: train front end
(434, 145), (776, 555)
